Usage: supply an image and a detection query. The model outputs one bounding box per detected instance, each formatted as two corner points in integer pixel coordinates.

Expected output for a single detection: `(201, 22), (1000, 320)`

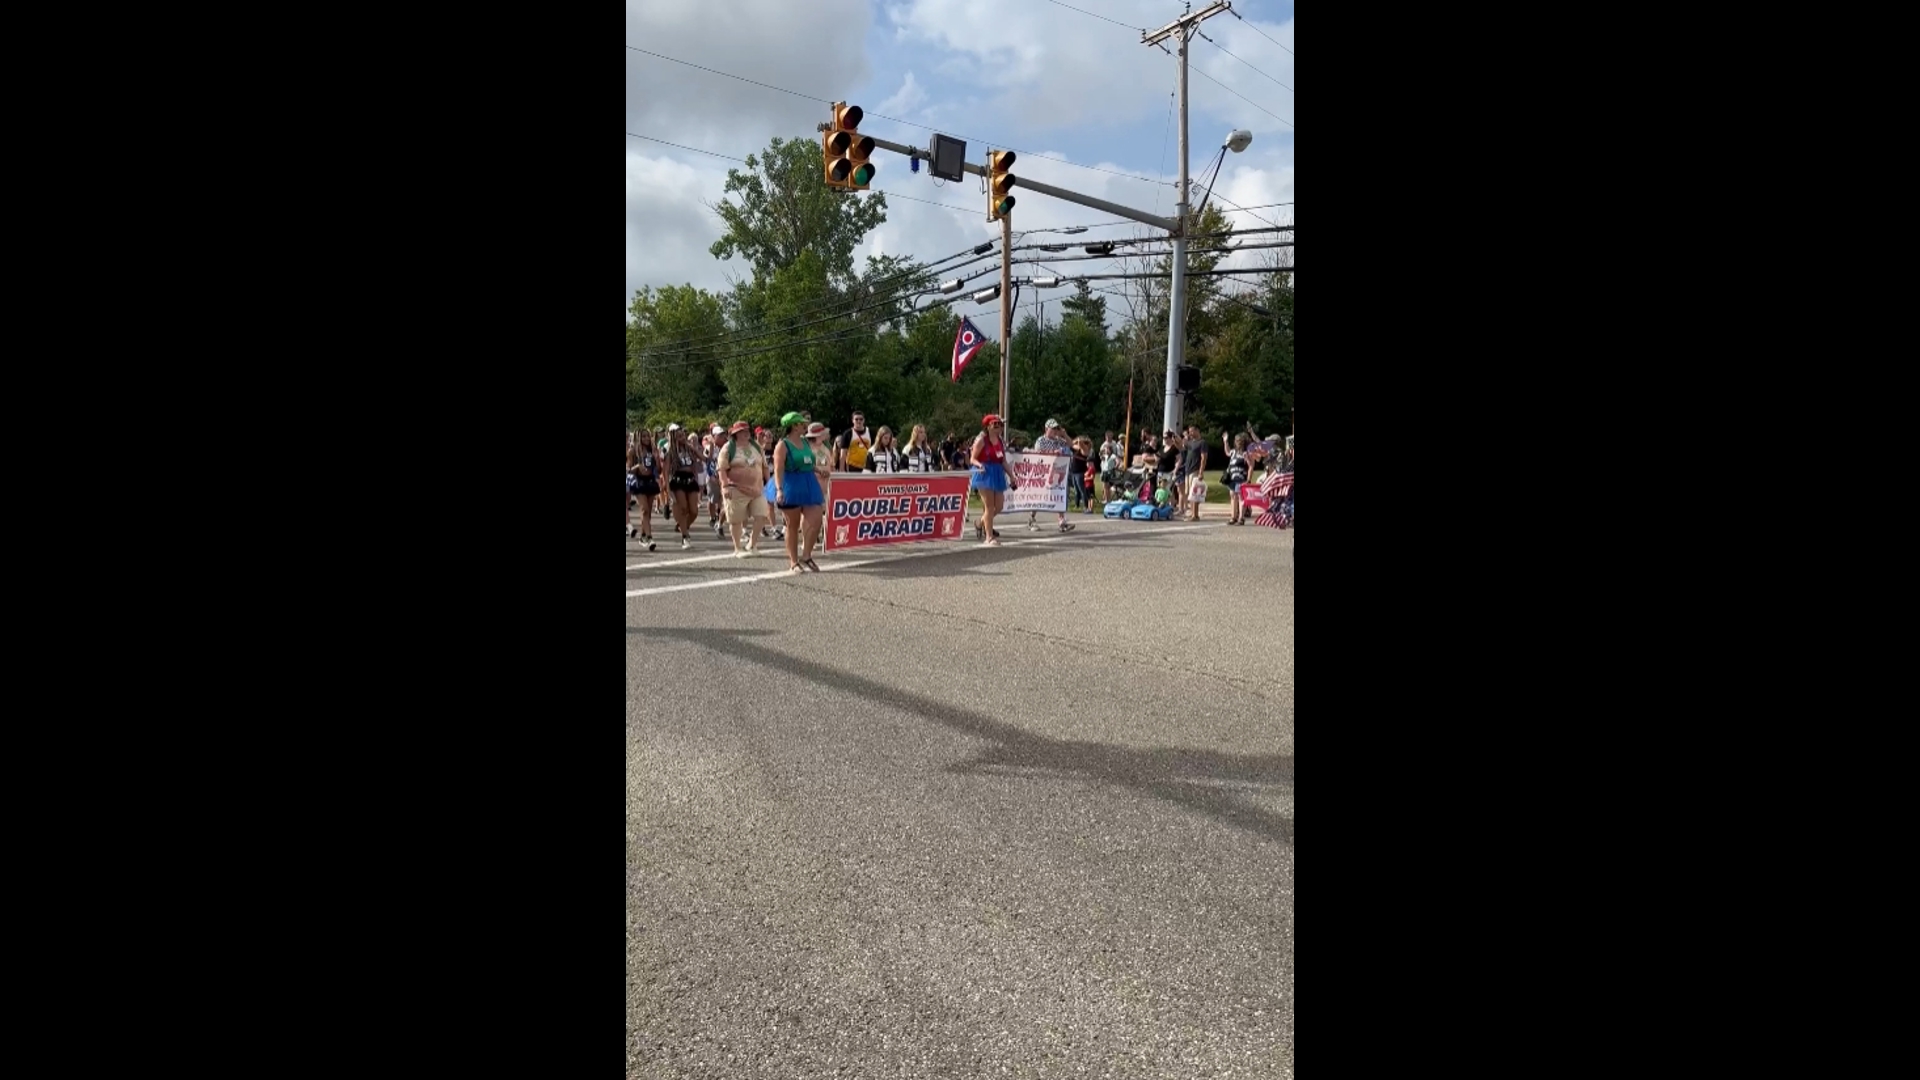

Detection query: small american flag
(1257, 470), (1293, 529)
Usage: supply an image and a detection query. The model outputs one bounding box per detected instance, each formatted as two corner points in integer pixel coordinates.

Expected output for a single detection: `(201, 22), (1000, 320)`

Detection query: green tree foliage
(708, 136), (890, 287)
(626, 284), (727, 427)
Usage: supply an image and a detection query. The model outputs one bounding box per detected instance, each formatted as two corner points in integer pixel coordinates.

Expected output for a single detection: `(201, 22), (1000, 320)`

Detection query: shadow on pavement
(626, 626), (1292, 846)
(831, 531), (1180, 580)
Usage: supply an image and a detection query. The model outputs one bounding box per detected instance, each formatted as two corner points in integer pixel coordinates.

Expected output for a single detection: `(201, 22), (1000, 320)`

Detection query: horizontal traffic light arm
(858, 132), (1181, 234)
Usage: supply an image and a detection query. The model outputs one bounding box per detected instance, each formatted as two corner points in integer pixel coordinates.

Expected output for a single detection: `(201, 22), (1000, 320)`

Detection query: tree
(708, 136), (890, 288)
(1059, 279), (1108, 337)
(626, 284), (728, 425)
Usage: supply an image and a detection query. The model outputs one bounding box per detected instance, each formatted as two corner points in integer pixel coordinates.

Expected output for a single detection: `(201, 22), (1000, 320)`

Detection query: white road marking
(626, 523), (1213, 598)
(626, 549), (763, 571)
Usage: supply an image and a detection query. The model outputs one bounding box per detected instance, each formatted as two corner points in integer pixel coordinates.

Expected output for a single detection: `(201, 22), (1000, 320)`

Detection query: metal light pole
(1162, 28), (1190, 438)
(1142, 1), (1232, 437)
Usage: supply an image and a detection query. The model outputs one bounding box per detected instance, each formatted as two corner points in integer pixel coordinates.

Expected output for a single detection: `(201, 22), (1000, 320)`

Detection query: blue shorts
(778, 470), (824, 509)
(971, 463), (1008, 492)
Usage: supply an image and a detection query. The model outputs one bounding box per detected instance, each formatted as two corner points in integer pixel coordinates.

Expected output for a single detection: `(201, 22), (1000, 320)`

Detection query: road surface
(626, 514), (1294, 1078)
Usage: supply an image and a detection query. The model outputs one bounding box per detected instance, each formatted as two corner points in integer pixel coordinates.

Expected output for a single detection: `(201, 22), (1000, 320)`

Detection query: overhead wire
(1228, 8), (1294, 57)
(1037, 0), (1142, 31)
(631, 258), (999, 362)
(1197, 31), (1293, 93)
(630, 239), (1004, 357)
(1010, 241), (1293, 267)
(625, 45), (1169, 186)
(1191, 65), (1293, 130)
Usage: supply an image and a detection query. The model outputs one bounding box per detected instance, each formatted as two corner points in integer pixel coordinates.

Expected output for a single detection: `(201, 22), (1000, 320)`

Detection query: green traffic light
(853, 164), (873, 185)
(996, 197), (1015, 215)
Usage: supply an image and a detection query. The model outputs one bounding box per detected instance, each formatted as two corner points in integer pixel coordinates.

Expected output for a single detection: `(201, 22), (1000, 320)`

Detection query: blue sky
(627, 1), (1294, 330)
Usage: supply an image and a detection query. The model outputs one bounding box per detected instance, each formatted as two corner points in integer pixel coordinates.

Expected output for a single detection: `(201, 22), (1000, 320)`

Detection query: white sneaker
(680, 536), (691, 550)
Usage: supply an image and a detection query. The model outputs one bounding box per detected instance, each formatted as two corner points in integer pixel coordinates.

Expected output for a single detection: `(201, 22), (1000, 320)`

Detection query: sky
(625, 0), (1294, 336)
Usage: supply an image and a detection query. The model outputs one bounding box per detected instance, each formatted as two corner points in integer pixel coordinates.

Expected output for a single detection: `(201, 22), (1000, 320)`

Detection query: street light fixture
(1225, 129), (1253, 153)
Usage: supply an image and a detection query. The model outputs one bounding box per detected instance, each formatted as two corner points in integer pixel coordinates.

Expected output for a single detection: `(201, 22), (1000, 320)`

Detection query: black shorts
(631, 477), (660, 496)
(668, 474), (699, 494)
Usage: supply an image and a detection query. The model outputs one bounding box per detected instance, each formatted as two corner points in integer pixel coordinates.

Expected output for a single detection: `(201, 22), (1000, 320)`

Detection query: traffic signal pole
(863, 135), (1178, 232)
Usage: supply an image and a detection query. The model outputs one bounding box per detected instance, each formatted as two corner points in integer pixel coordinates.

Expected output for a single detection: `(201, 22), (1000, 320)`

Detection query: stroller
(1103, 465), (1173, 520)
(1101, 465), (1147, 518)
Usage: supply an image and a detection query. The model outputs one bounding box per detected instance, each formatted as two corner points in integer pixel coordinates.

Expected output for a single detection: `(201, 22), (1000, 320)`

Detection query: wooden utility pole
(999, 213), (1012, 423)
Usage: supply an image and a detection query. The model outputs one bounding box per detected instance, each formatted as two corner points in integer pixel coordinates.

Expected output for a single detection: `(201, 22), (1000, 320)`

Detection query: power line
(866, 188), (979, 214)
(1191, 65), (1294, 130)
(1072, 267), (1296, 283)
(1052, 202), (1295, 232)
(626, 133), (743, 160)
(1208, 195), (1289, 231)
(1011, 241), (1293, 267)
(626, 44), (1168, 186)
(1197, 31), (1293, 93)
(1228, 7), (1294, 57)
(1153, 78), (1175, 220)
(631, 236), (1003, 357)
(1038, 0), (1141, 30)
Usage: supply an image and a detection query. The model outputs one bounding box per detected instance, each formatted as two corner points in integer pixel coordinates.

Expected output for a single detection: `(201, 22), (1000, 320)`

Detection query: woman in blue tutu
(772, 411), (826, 572)
(969, 414), (1017, 546)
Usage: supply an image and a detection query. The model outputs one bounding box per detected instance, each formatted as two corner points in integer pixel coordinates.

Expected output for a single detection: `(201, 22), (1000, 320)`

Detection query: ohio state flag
(952, 316), (985, 382)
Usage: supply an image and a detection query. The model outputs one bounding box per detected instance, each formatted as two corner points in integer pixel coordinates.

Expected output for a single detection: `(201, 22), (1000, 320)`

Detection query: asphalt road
(626, 510), (1294, 1078)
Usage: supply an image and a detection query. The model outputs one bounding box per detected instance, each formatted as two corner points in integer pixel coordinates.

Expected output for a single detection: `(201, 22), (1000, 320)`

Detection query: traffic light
(823, 102), (874, 191)
(987, 150), (1016, 221)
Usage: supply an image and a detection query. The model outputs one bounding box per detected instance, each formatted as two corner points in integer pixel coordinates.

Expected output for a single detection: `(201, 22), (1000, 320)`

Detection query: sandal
(803, 557), (821, 572)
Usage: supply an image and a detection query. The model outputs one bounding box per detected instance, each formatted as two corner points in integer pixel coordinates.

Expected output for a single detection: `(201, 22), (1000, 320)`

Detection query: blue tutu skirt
(971, 463), (1008, 492)
(763, 476), (778, 503)
(778, 470), (824, 509)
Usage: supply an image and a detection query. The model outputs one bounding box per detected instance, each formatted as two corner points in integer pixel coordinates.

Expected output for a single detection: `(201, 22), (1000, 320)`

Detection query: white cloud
(878, 71), (928, 117)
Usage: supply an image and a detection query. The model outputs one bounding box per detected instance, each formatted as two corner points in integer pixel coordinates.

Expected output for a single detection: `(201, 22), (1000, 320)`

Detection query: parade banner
(1239, 483), (1270, 512)
(826, 473), (971, 550)
(1003, 451), (1070, 514)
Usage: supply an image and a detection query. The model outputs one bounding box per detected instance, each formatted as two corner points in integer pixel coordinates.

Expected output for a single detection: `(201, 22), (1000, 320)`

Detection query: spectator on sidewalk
(1024, 419), (1077, 533)
(1181, 424), (1209, 521)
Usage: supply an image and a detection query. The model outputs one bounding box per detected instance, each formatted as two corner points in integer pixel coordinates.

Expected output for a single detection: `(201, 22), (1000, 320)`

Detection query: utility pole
(1144, 1), (1231, 437)
(1000, 212), (1013, 423)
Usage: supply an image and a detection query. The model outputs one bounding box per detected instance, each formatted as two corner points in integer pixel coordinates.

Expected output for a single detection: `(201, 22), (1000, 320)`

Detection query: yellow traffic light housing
(987, 149), (1016, 221)
(847, 132), (875, 190)
(823, 102), (874, 191)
